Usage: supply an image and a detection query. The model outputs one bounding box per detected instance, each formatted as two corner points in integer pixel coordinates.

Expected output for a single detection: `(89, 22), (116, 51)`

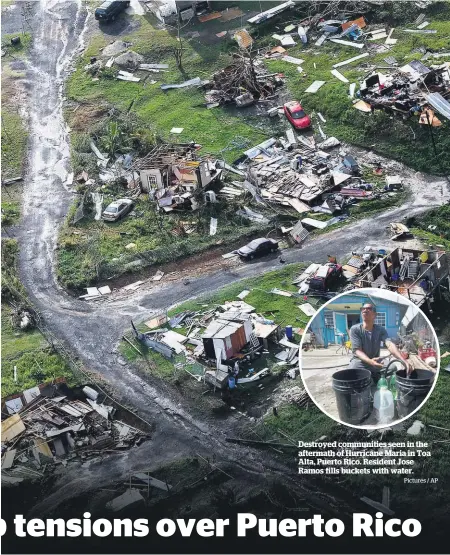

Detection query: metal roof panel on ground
(425, 92), (450, 120)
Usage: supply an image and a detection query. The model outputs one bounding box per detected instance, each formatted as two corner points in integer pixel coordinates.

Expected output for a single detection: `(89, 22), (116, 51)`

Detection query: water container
(389, 373), (397, 401)
(286, 325), (293, 340)
(228, 377), (236, 389)
(332, 369), (372, 425)
(373, 386), (395, 425)
(396, 369), (434, 418)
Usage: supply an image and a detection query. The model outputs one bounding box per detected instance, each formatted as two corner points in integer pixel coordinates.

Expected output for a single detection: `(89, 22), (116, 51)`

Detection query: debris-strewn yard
(120, 263), (326, 420)
(60, 2), (450, 290)
(264, 5), (450, 175)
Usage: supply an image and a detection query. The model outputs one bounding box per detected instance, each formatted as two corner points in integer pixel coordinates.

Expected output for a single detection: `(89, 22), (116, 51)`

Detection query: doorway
(347, 313), (360, 331)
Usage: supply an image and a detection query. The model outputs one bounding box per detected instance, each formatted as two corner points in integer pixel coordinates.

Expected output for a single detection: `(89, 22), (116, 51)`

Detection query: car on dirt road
(95, 0), (130, 22)
(102, 198), (134, 222)
(237, 238), (279, 260)
(283, 101), (311, 130)
(308, 263), (343, 292)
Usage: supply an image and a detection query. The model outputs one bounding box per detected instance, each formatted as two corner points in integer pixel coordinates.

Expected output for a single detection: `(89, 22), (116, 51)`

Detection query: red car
(283, 101), (311, 130)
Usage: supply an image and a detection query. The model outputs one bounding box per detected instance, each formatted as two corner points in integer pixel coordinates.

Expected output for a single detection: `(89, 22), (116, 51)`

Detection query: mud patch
(68, 101), (110, 131)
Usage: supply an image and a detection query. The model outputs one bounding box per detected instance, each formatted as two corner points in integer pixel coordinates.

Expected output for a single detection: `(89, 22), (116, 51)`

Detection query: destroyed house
(133, 143), (222, 211)
(357, 248), (449, 307)
(242, 137), (362, 209)
(202, 316), (253, 361)
(359, 63), (450, 116)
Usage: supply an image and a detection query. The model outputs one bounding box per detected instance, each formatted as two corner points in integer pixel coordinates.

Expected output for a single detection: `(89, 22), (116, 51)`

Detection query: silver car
(102, 198), (134, 222)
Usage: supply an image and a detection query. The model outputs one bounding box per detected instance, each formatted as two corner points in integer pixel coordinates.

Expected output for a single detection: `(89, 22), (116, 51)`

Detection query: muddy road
(12, 0), (450, 515)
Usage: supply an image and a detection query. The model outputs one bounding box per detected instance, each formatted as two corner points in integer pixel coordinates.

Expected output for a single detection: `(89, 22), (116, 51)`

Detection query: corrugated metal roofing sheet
(426, 92), (450, 121)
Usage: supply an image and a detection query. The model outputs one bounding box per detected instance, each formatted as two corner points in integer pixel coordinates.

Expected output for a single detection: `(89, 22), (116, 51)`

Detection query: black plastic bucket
(332, 369), (372, 424)
(396, 369), (435, 418)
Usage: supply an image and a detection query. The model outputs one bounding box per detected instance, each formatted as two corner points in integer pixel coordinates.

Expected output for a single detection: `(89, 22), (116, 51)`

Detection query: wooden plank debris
(117, 71), (140, 82)
(198, 11), (222, 22)
(1, 449), (16, 470)
(282, 55), (304, 65)
(353, 99), (372, 112)
(210, 217), (218, 236)
(98, 285), (111, 295)
(298, 303), (316, 317)
(1, 414), (25, 442)
(385, 28), (397, 45)
(133, 472), (172, 491)
(305, 80), (326, 93)
(360, 496), (395, 516)
(331, 69), (349, 83)
(330, 38), (364, 48)
(332, 52), (369, 68)
(123, 281), (144, 291)
(106, 489), (145, 512)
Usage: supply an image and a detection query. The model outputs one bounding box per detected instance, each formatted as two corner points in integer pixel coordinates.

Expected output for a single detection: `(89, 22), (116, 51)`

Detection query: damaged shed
(202, 316), (253, 361)
(133, 143), (222, 212)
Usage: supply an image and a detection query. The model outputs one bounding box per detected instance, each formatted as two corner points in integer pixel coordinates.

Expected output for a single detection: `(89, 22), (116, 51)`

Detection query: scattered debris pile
(357, 62), (450, 120)
(355, 246), (450, 307)
(132, 143), (222, 212)
(204, 55), (284, 108)
(132, 299), (302, 389)
(1, 380), (147, 485)
(236, 135), (376, 217)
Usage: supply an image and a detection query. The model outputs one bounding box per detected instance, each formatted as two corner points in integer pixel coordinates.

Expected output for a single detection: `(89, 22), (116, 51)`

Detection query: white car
(102, 198), (134, 222)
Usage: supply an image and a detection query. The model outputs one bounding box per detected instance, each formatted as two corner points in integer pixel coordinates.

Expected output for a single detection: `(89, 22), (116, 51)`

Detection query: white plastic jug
(373, 386), (395, 424)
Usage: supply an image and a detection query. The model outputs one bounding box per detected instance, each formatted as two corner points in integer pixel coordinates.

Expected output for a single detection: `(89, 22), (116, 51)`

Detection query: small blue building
(309, 293), (409, 347)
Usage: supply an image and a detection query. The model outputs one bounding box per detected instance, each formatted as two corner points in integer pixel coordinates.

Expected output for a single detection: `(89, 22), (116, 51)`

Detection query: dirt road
(13, 0), (449, 514)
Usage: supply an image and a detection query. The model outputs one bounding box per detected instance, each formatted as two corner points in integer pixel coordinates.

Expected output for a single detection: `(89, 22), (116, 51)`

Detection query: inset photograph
(300, 288), (439, 428)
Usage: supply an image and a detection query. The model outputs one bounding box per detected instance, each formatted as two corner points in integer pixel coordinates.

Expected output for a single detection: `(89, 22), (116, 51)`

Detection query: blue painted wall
(309, 295), (407, 346)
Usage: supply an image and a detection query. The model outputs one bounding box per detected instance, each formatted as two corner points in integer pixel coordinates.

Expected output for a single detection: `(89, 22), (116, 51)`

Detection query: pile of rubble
(357, 61), (450, 120)
(234, 134), (378, 225)
(1, 380), (147, 485)
(132, 299), (301, 389)
(204, 55), (284, 108)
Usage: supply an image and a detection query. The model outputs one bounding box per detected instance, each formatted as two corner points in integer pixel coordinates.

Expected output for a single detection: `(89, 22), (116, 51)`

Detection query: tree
(165, 12), (194, 71)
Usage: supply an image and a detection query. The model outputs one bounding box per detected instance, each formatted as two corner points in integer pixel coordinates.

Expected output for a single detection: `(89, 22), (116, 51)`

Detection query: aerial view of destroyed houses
(1, 0), (450, 525)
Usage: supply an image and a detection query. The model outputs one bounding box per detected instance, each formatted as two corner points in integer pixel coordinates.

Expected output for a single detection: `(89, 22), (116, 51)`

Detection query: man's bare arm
(354, 349), (384, 368)
(386, 340), (413, 373)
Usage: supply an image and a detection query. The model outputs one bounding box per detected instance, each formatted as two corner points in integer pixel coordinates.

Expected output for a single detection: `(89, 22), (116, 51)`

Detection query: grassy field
(57, 190), (274, 290)
(408, 204), (450, 243)
(1, 33), (31, 224)
(1, 305), (76, 397)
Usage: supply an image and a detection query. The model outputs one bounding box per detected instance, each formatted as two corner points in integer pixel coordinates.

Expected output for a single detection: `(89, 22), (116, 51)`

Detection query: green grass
(1, 305), (77, 397)
(1, 33), (32, 58)
(408, 205), (450, 243)
(1, 240), (80, 397)
(258, 402), (339, 442)
(57, 191), (271, 290)
(1, 201), (20, 225)
(1, 108), (28, 180)
(168, 262), (314, 327)
(66, 15), (267, 161)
